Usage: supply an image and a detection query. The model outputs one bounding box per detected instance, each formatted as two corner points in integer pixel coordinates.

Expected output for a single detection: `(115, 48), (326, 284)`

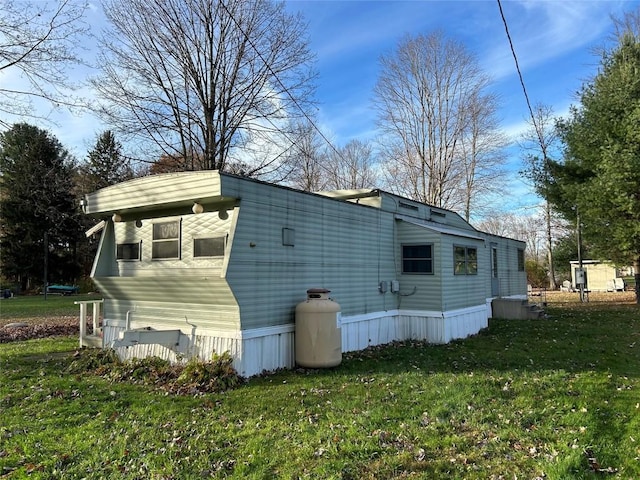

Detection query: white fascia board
(85, 220), (106, 237)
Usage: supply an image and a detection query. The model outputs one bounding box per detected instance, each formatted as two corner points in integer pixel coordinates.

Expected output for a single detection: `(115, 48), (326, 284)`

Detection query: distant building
(570, 260), (629, 292)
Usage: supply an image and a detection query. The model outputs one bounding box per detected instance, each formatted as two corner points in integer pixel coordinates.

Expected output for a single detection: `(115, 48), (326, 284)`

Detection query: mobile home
(569, 260), (626, 292)
(82, 171), (527, 376)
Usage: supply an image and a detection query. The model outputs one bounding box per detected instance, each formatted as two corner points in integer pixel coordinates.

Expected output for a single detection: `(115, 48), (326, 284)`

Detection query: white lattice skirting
(102, 304), (489, 377)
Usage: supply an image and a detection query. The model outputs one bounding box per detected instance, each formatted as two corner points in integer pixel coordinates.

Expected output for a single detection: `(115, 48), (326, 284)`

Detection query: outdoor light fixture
(218, 209), (229, 220)
(112, 213), (122, 222)
(192, 202), (204, 214)
(135, 219), (143, 228)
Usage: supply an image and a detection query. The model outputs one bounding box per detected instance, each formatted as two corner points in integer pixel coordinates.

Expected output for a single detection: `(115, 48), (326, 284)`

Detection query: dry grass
(532, 290), (637, 307)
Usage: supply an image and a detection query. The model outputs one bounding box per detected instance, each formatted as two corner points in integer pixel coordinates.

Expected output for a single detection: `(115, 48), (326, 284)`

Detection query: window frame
(193, 235), (226, 258)
(453, 245), (478, 275)
(116, 241), (142, 261)
(151, 219), (181, 260)
(282, 227), (295, 247)
(492, 246), (498, 278)
(517, 248), (525, 272)
(401, 243), (434, 275)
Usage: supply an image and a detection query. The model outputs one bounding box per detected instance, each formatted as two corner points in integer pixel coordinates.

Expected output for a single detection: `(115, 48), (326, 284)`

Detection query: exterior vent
(399, 201), (419, 211)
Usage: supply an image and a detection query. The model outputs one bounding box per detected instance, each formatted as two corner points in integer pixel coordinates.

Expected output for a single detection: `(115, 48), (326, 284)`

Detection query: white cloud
(484, 0), (624, 81)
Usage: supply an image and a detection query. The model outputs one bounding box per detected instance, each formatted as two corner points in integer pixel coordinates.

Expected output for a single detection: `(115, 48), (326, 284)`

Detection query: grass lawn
(0, 294), (102, 321)
(1, 292), (639, 479)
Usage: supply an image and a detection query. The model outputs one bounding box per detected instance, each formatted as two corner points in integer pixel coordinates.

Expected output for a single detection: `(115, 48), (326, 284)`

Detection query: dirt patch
(0, 316), (84, 343)
(539, 290), (637, 305)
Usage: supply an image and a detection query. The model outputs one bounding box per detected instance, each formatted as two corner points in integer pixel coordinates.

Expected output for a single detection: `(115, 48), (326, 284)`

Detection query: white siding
(84, 171), (224, 216)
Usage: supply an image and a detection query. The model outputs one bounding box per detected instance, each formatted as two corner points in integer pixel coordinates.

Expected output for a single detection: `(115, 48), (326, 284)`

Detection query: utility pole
(43, 231), (48, 301)
(576, 211), (587, 303)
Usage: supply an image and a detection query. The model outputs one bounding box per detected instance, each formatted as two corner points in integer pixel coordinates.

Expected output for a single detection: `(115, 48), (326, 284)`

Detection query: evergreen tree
(78, 130), (133, 194)
(0, 123), (81, 291)
(74, 131), (133, 280)
(551, 33), (640, 302)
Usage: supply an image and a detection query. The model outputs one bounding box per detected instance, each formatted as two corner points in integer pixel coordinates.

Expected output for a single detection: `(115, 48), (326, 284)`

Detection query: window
(116, 242), (141, 261)
(517, 248), (525, 272)
(152, 220), (180, 259)
(492, 247), (498, 278)
(402, 244), (433, 274)
(454, 246), (478, 275)
(194, 236), (226, 257)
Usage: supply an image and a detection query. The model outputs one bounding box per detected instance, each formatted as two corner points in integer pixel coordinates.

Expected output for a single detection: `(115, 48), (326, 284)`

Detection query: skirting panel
(101, 304), (487, 377)
(102, 323), (294, 378)
(341, 304), (488, 352)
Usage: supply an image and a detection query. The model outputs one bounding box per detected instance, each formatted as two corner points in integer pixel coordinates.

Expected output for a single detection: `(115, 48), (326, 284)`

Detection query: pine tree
(0, 123), (81, 291)
(552, 34), (640, 302)
(78, 130), (133, 194)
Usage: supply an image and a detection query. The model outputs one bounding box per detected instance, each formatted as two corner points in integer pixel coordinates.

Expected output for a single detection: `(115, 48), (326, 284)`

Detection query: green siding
(395, 221), (443, 311)
(92, 221), (117, 277)
(224, 182), (398, 330)
(394, 221), (490, 311)
(84, 171), (225, 219)
(439, 237), (487, 310)
(86, 171), (527, 336)
(482, 236), (527, 298)
(92, 209), (240, 332)
(97, 276), (239, 328)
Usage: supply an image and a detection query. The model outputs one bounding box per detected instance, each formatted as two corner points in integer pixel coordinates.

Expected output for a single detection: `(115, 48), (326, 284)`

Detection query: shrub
(67, 348), (119, 374)
(176, 352), (244, 393)
(67, 349), (243, 394)
(525, 259), (548, 288)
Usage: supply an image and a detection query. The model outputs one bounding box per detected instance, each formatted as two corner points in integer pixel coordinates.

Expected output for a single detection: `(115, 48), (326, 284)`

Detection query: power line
(496, 0), (545, 149)
(219, 0), (344, 162)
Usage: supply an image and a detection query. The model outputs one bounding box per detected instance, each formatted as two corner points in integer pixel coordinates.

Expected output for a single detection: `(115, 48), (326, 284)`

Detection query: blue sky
(284, 0), (636, 146)
(278, 0), (639, 213)
(8, 0), (640, 214)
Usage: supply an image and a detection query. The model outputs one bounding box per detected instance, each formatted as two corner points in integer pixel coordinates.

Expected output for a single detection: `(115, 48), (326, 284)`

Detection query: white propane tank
(295, 288), (342, 368)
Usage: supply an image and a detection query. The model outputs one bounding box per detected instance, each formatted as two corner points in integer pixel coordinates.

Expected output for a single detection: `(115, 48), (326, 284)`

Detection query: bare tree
(476, 212), (545, 262)
(519, 103), (562, 289)
(92, 0), (316, 175)
(324, 139), (380, 190)
(0, 0), (89, 127)
(373, 31), (503, 217)
(457, 91), (508, 221)
(609, 7), (640, 43)
(286, 119), (328, 191)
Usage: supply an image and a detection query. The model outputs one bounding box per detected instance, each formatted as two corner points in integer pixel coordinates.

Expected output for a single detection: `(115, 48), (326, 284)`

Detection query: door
(491, 244), (499, 296)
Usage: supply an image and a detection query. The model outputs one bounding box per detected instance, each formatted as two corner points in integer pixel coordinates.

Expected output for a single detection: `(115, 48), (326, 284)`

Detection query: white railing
(75, 299), (104, 348)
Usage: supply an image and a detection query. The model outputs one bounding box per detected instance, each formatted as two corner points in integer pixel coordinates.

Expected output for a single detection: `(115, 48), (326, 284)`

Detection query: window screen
(517, 248), (525, 271)
(454, 246), (478, 275)
(116, 242), (140, 261)
(152, 220), (180, 259)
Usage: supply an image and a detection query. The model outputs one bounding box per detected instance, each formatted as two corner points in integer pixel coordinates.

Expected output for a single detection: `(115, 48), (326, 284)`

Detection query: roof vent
(399, 201), (419, 211)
